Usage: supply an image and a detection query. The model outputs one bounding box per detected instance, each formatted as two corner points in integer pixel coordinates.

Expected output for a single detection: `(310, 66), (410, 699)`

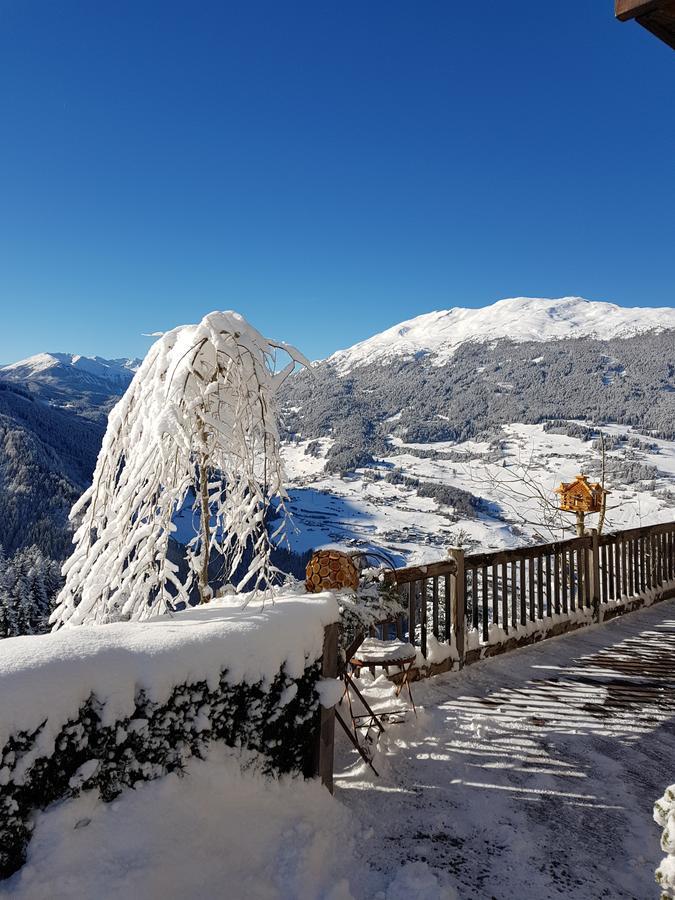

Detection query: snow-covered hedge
(0, 592), (339, 879)
(655, 784), (675, 898)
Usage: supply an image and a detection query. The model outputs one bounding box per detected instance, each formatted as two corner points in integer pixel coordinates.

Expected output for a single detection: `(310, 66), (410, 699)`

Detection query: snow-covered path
(337, 601), (675, 899)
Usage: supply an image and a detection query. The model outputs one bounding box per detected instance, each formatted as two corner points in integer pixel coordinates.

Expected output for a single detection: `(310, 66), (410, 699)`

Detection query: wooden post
(576, 510), (585, 537)
(449, 549), (465, 669)
(589, 531), (601, 622)
(316, 622), (339, 793)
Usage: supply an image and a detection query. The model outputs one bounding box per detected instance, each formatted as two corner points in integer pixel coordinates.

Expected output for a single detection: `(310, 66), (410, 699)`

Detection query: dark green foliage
(384, 471), (481, 517)
(0, 545), (63, 637)
(0, 662), (322, 880)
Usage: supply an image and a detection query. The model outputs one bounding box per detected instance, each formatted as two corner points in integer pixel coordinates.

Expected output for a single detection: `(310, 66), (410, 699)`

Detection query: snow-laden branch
(51, 311), (309, 627)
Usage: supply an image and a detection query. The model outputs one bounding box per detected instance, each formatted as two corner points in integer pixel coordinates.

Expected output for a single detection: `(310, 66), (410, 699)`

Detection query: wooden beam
(638, 7), (675, 49)
(616, 0), (664, 21)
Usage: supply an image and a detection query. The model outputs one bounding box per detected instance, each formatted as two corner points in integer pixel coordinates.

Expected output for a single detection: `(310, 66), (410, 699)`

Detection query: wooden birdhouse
(555, 474), (608, 514)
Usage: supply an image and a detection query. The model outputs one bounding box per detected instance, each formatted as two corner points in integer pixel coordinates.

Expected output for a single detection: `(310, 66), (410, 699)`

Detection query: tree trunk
(198, 456), (211, 604)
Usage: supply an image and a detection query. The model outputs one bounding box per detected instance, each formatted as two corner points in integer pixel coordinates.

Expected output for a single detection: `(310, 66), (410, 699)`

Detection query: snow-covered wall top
(327, 296), (675, 372)
(0, 591), (338, 752)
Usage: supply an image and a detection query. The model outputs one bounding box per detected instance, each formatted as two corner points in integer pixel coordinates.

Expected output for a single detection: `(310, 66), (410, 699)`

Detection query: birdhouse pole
(575, 510), (585, 537)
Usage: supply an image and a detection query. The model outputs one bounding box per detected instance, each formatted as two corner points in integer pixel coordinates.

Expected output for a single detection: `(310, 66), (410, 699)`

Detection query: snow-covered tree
(50, 311), (309, 628)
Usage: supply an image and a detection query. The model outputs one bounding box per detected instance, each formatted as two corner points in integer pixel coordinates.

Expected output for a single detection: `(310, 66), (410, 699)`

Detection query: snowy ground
(4, 602), (673, 899)
(282, 422), (675, 565)
(1, 747), (359, 900)
(336, 599), (675, 899)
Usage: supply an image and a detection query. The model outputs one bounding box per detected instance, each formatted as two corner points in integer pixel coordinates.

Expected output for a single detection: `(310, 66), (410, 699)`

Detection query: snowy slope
(0, 353), (143, 422)
(1, 353), (141, 385)
(327, 296), (675, 371)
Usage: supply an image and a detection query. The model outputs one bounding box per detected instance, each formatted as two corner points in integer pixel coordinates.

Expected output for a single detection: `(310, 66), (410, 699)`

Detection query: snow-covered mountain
(1, 352), (141, 385)
(281, 299), (675, 565)
(0, 353), (142, 422)
(327, 297), (675, 372)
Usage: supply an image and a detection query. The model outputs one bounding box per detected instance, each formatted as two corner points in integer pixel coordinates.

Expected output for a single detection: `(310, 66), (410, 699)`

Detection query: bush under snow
(0, 591), (339, 879)
(656, 784), (675, 898)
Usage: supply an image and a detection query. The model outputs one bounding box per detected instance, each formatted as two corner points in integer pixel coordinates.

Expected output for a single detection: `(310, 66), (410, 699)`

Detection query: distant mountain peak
(326, 296), (675, 372)
(1, 353), (142, 382)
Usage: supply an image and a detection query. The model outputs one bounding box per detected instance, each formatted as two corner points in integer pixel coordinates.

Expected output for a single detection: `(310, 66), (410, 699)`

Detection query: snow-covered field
(282, 422), (675, 565)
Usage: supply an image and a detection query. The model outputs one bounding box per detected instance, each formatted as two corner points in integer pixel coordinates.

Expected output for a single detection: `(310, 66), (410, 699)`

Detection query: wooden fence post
(449, 549), (465, 668)
(589, 531), (601, 622)
(316, 622), (339, 793)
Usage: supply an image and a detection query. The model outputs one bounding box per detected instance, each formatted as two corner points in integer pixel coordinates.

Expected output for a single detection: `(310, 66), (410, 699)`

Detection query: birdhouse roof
(554, 474), (609, 495)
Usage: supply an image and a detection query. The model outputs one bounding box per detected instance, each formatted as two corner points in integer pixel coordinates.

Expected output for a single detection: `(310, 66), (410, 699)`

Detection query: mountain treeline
(0, 544), (63, 638)
(281, 332), (675, 474)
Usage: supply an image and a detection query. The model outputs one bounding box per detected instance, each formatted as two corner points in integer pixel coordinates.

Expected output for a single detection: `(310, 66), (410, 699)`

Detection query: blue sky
(0, 1), (673, 364)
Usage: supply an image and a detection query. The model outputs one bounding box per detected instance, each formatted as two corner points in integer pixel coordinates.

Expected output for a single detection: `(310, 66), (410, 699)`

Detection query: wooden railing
(385, 521), (675, 674)
(384, 558), (457, 659)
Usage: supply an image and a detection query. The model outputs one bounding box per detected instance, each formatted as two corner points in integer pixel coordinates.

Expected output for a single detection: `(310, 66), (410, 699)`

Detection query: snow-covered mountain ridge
(0, 353), (143, 423)
(1, 352), (141, 382)
(327, 296), (675, 371)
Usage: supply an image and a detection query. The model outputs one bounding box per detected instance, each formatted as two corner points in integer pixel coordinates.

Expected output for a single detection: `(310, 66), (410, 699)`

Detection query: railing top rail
(464, 535), (591, 568)
(599, 521), (675, 543)
(384, 558), (457, 585)
(388, 520), (674, 583)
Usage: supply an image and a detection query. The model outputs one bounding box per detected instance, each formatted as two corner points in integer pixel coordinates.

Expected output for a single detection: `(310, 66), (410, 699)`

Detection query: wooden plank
(528, 557), (535, 622)
(469, 566), (478, 631)
(511, 560), (517, 630)
(590, 532), (600, 619)
(607, 541), (615, 601)
(545, 553), (552, 618)
(569, 550), (579, 612)
(615, 0), (667, 21)
(492, 562), (499, 627)
(562, 549), (568, 614)
(576, 547), (584, 608)
(464, 535), (591, 569)
(601, 542), (608, 605)
(501, 560), (509, 634)
(554, 551), (561, 615)
(449, 549), (466, 667)
(481, 565), (489, 643)
(407, 581), (416, 646)
(614, 536), (622, 600)
(537, 554), (544, 620)
(432, 576), (439, 638)
(444, 574), (451, 642)
(636, 8), (675, 53)
(391, 558), (457, 585)
(421, 578), (428, 659)
(584, 542), (592, 610)
(520, 557), (527, 626)
(316, 622), (338, 792)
